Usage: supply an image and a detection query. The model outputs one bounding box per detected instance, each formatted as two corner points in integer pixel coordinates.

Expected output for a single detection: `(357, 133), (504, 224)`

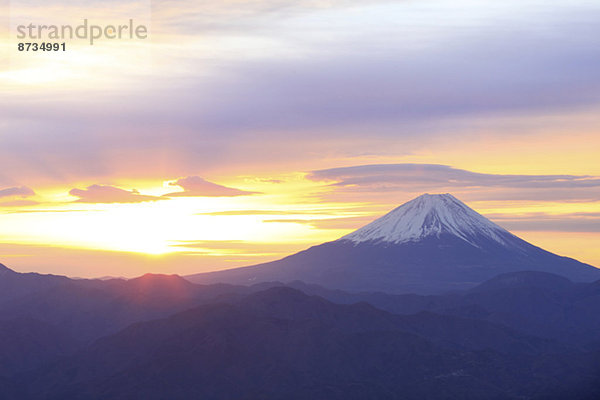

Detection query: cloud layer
(165, 176), (258, 197)
(308, 164), (600, 202)
(0, 186), (35, 198)
(489, 212), (600, 233)
(69, 185), (163, 203)
(309, 164), (600, 189)
(2, 1), (600, 185)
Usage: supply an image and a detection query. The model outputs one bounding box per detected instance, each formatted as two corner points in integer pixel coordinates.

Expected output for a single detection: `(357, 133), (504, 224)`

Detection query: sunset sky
(1, 0), (599, 277)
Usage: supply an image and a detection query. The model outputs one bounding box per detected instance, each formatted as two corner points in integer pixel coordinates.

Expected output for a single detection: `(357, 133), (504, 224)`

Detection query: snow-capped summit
(340, 193), (514, 247)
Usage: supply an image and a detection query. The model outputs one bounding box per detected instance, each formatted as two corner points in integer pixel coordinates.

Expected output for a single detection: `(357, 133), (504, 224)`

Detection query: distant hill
(265, 271), (600, 349)
(18, 287), (600, 400)
(1, 263), (600, 399)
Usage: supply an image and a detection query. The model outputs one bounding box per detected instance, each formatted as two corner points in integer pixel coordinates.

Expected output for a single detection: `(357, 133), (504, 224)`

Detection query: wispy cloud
(309, 164), (600, 189)
(0, 200), (40, 207)
(69, 184), (164, 203)
(164, 176), (259, 197)
(197, 210), (304, 216)
(307, 164), (600, 202)
(195, 208), (345, 216)
(263, 216), (371, 230)
(486, 212), (600, 233)
(170, 240), (303, 258)
(0, 186), (35, 198)
(2, 208), (98, 214)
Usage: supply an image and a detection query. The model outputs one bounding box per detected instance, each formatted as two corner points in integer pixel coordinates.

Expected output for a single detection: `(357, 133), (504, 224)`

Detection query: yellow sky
(1, 171), (598, 277)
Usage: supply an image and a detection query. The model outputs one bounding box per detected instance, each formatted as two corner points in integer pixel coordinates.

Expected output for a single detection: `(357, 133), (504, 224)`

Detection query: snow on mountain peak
(339, 193), (514, 247)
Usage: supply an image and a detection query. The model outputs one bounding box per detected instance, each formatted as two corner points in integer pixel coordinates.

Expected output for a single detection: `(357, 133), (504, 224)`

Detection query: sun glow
(0, 179), (353, 259)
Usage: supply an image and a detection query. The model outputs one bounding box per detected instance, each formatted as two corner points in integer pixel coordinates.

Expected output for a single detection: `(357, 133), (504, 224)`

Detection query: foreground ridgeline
(187, 193), (600, 293)
(0, 263), (599, 399)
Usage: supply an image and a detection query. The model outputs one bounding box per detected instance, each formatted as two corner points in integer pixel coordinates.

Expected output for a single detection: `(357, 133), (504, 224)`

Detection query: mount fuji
(188, 194), (600, 294)
(340, 193), (521, 248)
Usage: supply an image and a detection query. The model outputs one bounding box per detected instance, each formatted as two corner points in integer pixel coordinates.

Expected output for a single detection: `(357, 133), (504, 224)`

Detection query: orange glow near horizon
(1, 172), (599, 278)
